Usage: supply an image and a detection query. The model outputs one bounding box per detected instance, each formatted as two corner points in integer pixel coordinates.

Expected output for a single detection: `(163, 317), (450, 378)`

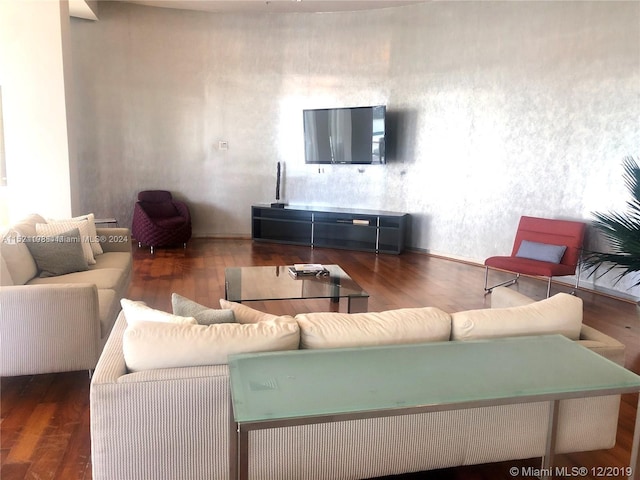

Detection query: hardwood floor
(2, 238), (639, 480)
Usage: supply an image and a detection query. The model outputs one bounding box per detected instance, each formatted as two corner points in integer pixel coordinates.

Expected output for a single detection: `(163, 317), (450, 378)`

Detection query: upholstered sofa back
(120, 289), (621, 373)
(91, 292), (626, 480)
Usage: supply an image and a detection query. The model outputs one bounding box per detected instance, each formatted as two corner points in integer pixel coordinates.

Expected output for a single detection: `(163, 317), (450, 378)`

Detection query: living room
(1, 0), (638, 299)
(1, 1), (639, 479)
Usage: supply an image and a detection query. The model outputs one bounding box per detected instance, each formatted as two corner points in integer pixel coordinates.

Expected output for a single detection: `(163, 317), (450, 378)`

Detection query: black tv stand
(251, 205), (409, 254)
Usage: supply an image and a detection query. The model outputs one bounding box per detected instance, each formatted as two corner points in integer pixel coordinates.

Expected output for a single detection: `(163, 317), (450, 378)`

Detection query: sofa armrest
(90, 312), (232, 480)
(97, 227), (132, 253)
(91, 311), (129, 384)
(577, 324), (626, 366)
(173, 200), (191, 223)
(489, 287), (536, 308)
(0, 283), (101, 375)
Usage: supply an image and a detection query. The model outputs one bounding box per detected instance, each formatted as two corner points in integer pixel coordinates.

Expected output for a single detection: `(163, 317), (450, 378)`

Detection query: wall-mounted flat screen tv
(303, 105), (386, 164)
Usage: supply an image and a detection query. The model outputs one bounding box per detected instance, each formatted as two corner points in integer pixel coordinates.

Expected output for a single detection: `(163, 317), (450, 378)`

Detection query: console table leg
(541, 399), (559, 480)
(229, 397), (238, 480)
(238, 428), (249, 480)
(229, 398), (250, 480)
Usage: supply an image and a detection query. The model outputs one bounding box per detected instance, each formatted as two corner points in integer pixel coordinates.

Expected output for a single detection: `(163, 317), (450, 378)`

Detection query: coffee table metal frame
(224, 264), (369, 313)
(228, 335), (640, 480)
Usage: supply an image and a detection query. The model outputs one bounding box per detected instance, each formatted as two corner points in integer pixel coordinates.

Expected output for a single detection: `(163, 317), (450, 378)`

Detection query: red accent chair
(484, 216), (586, 298)
(132, 190), (192, 254)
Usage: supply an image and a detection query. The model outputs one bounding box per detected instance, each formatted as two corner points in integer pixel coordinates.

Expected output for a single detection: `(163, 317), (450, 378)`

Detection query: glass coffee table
(224, 265), (369, 313)
(229, 335), (640, 480)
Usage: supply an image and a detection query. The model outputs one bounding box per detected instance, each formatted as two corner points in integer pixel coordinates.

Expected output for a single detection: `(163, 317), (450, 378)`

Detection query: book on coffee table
(288, 264), (329, 278)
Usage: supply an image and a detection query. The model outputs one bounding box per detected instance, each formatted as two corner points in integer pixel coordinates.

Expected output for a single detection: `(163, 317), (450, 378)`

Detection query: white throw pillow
(120, 298), (197, 326)
(219, 299), (280, 324)
(36, 219), (96, 265)
(72, 213), (103, 256)
(295, 307), (452, 349)
(451, 292), (582, 341)
(123, 317), (300, 371)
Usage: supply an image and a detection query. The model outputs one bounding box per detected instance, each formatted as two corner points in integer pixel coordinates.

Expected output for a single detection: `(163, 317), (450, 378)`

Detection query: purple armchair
(132, 190), (192, 254)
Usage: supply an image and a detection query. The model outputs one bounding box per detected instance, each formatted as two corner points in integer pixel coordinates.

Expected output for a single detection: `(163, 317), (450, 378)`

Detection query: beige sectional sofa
(0, 214), (132, 376)
(90, 287), (626, 480)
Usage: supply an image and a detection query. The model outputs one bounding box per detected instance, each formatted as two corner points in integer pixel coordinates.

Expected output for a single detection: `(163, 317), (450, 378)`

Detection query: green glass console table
(229, 335), (640, 480)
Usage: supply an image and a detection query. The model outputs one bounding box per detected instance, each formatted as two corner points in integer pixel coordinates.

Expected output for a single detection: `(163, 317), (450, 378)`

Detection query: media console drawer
(251, 205), (409, 254)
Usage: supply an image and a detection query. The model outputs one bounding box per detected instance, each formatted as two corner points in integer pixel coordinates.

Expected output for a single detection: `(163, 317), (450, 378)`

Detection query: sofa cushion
(219, 299), (280, 324)
(90, 251), (132, 271)
(172, 293), (236, 324)
(36, 220), (96, 265)
(451, 293), (582, 341)
(122, 317), (300, 371)
(120, 298), (197, 326)
(12, 213), (46, 238)
(0, 229), (37, 285)
(24, 228), (89, 278)
(295, 307), (452, 349)
(27, 267), (127, 292)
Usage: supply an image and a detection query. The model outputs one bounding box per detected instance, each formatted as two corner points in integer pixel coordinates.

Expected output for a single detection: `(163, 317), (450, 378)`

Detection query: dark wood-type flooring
(2, 239), (639, 480)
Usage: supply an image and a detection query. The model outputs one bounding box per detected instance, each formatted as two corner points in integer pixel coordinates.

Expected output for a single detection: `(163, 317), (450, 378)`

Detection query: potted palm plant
(582, 156), (640, 295)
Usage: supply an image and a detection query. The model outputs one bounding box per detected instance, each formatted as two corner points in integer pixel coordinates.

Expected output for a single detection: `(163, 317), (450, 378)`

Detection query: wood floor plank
(1, 238), (639, 480)
(25, 431), (72, 480)
(54, 407), (92, 480)
(5, 403), (57, 464)
(0, 462), (31, 480)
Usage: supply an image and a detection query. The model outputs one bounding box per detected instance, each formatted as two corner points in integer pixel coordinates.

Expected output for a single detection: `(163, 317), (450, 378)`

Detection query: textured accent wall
(70, 1), (640, 296)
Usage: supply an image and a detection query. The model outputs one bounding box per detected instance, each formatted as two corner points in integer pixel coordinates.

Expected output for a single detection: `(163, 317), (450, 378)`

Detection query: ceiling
(70, 0), (427, 18)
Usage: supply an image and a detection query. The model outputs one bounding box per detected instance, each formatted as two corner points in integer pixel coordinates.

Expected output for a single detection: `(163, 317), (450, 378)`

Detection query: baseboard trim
(406, 247), (638, 305)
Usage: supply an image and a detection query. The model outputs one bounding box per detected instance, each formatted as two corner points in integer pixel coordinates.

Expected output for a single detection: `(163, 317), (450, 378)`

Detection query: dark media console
(251, 205), (409, 254)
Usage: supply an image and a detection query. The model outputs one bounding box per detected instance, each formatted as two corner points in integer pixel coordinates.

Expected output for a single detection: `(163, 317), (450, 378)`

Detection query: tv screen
(303, 105), (386, 164)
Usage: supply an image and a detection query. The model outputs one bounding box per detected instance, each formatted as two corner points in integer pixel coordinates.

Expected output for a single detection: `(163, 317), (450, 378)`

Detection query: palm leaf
(582, 156), (640, 287)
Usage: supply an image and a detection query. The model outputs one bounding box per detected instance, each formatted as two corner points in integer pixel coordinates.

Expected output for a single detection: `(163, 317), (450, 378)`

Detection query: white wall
(69, 1), (639, 296)
(0, 0), (77, 221)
